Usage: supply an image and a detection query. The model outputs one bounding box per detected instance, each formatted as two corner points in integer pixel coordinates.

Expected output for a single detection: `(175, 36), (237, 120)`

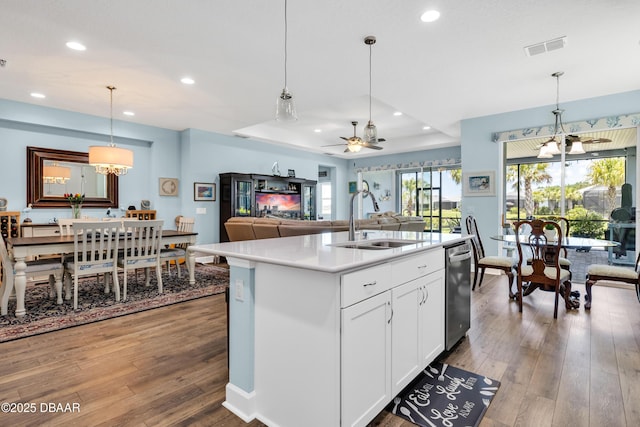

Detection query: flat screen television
(255, 193), (301, 218)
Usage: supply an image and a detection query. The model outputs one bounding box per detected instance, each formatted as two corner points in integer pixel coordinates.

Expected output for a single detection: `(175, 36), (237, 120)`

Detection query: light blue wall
(0, 98), (348, 244)
(461, 89), (640, 254)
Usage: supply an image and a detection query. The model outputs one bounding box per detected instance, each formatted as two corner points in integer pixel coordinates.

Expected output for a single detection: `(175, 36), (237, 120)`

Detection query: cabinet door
(391, 279), (421, 396)
(419, 269), (445, 368)
(341, 291), (392, 427)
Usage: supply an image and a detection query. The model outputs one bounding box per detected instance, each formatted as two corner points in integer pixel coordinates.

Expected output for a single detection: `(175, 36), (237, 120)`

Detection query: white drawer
(391, 248), (444, 286)
(32, 226), (60, 237)
(341, 263), (392, 308)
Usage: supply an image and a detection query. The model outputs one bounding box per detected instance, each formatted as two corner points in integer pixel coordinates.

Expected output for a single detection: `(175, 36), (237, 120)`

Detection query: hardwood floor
(1, 274), (639, 426)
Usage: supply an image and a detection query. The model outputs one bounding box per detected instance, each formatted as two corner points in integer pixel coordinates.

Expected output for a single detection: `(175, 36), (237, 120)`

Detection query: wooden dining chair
(160, 216), (195, 277)
(118, 220), (164, 301)
(585, 253), (640, 309)
(548, 216), (572, 277)
(514, 219), (572, 318)
(465, 215), (516, 298)
(63, 221), (121, 310)
(1, 235), (64, 315)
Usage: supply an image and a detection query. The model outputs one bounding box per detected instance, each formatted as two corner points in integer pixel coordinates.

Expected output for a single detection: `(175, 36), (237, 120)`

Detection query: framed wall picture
(348, 181), (357, 193)
(463, 171), (496, 197)
(159, 177), (179, 197)
(194, 182), (216, 201)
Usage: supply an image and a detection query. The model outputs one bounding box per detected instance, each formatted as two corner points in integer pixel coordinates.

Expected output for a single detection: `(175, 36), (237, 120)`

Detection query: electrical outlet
(234, 279), (244, 302)
(196, 207), (206, 214)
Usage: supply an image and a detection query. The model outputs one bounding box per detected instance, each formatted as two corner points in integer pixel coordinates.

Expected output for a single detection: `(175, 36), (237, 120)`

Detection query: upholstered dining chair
(160, 216), (195, 277)
(514, 219), (572, 318)
(63, 221), (121, 310)
(585, 253), (640, 309)
(1, 235), (64, 315)
(118, 220), (164, 301)
(465, 215), (516, 298)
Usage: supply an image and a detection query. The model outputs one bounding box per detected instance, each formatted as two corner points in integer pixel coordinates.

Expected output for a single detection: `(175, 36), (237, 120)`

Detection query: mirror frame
(27, 146), (119, 208)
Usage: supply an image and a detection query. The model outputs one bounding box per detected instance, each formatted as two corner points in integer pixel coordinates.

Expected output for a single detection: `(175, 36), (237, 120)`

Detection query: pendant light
(42, 163), (71, 184)
(89, 86), (134, 176)
(363, 36), (378, 144)
(538, 71), (566, 158)
(275, 0), (297, 121)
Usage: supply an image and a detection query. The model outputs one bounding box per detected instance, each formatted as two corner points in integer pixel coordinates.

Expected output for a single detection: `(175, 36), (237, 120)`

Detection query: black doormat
(385, 361), (500, 427)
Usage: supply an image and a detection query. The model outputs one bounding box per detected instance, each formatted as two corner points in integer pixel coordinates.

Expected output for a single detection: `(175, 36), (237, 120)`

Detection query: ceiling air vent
(318, 170), (328, 178)
(524, 36), (567, 56)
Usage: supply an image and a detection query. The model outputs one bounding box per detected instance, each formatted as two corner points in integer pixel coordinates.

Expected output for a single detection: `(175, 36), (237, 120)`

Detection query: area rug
(385, 361), (500, 427)
(0, 263), (229, 342)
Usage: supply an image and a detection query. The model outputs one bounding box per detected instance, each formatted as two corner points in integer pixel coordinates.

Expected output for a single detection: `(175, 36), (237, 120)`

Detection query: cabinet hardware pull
(363, 281), (377, 287)
(417, 264), (427, 269)
(388, 302), (393, 323)
(421, 287), (427, 304)
(425, 289), (429, 301)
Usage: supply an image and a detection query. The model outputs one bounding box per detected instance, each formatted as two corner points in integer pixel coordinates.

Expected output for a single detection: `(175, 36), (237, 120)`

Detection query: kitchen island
(187, 230), (469, 427)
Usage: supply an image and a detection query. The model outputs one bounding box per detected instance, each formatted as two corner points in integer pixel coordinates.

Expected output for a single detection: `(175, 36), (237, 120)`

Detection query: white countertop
(188, 230), (469, 273)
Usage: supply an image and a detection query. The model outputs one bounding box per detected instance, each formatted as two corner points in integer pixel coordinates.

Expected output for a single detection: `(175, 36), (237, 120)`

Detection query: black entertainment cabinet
(219, 172), (317, 242)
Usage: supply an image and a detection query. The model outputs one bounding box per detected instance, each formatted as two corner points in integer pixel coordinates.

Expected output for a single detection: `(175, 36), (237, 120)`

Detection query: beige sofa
(224, 214), (426, 242)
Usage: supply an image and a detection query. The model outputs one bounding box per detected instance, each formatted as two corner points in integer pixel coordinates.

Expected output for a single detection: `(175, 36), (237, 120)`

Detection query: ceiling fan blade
(584, 137), (612, 144)
(344, 148), (351, 153)
(377, 138), (386, 142)
(340, 136), (349, 141)
(321, 143), (349, 147)
(361, 143), (383, 150)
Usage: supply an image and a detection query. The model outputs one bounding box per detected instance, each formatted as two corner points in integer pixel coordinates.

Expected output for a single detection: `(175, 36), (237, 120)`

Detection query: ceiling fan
(323, 121), (384, 153)
(565, 134), (612, 144)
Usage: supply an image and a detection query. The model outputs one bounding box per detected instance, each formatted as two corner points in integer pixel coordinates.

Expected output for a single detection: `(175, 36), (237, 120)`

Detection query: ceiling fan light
(544, 140), (561, 155)
(537, 144), (553, 158)
(276, 87), (297, 121)
(347, 144), (362, 153)
(568, 140), (585, 154)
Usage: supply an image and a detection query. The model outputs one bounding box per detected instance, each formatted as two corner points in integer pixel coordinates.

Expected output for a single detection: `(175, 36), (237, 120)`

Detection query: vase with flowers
(65, 193), (85, 219)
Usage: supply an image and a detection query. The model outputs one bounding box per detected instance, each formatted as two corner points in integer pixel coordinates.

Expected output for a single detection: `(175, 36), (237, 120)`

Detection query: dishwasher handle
(448, 251), (472, 263)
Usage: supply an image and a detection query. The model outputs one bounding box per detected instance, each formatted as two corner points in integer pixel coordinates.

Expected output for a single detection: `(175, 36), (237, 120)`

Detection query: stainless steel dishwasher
(444, 240), (472, 350)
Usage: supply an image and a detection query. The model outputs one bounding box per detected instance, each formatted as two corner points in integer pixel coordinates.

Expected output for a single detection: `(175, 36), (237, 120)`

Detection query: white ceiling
(1, 0), (639, 159)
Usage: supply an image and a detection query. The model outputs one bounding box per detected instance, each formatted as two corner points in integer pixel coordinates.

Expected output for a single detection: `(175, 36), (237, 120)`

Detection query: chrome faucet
(349, 189), (380, 241)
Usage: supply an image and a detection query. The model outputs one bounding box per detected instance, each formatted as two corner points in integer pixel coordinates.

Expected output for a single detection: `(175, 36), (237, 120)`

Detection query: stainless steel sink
(329, 239), (424, 250)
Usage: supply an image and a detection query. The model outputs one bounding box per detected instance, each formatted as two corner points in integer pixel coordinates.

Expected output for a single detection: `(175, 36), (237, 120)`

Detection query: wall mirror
(27, 146), (118, 208)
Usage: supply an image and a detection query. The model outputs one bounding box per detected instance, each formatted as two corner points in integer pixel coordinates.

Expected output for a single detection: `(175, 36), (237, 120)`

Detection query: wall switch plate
(234, 279), (244, 302)
(196, 207), (206, 214)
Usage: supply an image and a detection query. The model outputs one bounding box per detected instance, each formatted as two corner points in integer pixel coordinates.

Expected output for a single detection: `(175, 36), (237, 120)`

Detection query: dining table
(5, 229), (198, 317)
(490, 234), (619, 308)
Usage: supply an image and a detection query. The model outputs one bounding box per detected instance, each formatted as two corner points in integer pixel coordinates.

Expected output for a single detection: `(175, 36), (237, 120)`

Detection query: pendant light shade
(42, 164), (71, 184)
(89, 86), (134, 176)
(363, 36), (378, 144)
(275, 0), (297, 121)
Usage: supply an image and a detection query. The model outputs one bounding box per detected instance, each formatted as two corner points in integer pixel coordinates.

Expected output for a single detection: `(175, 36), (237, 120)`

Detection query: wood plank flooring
(1, 273), (639, 426)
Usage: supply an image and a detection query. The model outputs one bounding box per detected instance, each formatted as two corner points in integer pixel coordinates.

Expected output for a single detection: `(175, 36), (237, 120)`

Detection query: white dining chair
(1, 236), (64, 315)
(63, 221), (122, 310)
(118, 220), (164, 301)
(160, 216), (195, 277)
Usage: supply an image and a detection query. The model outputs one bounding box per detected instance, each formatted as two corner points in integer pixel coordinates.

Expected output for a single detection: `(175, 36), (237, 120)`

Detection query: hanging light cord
(368, 41), (372, 122)
(108, 85), (116, 146)
(553, 72), (565, 135)
(283, 0), (288, 90)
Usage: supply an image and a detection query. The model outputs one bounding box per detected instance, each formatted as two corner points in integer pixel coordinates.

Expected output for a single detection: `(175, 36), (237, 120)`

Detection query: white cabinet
(391, 269), (445, 396)
(419, 269), (445, 367)
(341, 291), (392, 427)
(341, 248), (445, 427)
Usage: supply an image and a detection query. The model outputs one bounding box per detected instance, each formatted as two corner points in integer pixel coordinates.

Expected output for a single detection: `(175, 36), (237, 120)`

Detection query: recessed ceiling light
(423, 126), (431, 130)
(181, 77), (195, 85)
(314, 129), (322, 133)
(66, 41), (86, 51)
(420, 10), (440, 23)
(123, 111), (135, 116)
(30, 92), (46, 99)
(393, 111), (403, 116)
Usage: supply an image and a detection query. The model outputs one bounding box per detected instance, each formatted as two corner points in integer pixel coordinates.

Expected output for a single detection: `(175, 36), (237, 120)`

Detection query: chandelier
(89, 86), (134, 175)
